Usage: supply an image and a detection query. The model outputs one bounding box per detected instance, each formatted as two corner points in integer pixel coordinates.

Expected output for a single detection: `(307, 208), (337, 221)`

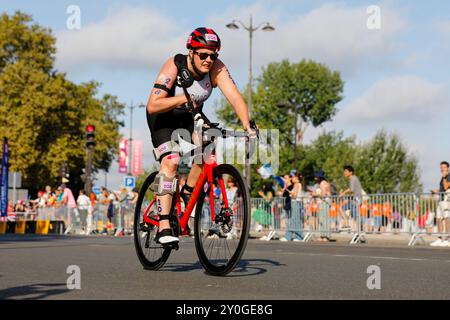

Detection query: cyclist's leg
(150, 128), (182, 244)
(147, 108), (194, 243)
(156, 153), (180, 232)
(182, 129), (203, 199)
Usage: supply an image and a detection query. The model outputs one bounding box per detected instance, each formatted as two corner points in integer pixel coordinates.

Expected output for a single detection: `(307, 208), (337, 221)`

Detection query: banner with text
(119, 138), (128, 174)
(132, 140), (142, 176)
(0, 137), (9, 217)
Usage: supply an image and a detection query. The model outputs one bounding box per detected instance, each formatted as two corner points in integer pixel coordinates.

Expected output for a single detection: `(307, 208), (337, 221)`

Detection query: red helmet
(186, 27), (221, 52)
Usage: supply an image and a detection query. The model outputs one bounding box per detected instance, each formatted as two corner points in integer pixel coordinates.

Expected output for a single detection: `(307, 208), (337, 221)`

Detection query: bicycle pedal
(162, 242), (179, 251)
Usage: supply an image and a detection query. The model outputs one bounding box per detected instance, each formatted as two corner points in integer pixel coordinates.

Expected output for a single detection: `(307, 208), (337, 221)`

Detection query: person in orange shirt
(381, 203), (392, 233)
(372, 203), (382, 232)
(328, 203), (339, 232)
(359, 201), (371, 232)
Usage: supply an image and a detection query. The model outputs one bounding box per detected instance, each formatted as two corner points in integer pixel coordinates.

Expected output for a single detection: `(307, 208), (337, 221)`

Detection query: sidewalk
(250, 230), (449, 247)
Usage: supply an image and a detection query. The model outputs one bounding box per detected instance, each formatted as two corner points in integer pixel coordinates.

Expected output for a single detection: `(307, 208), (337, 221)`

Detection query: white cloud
(209, 2), (406, 76)
(56, 2), (406, 77)
(56, 6), (185, 72)
(337, 75), (448, 124)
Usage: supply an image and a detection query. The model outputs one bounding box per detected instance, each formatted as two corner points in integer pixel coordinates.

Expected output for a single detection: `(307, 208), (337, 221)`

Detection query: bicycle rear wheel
(134, 172), (172, 270)
(194, 164), (250, 276)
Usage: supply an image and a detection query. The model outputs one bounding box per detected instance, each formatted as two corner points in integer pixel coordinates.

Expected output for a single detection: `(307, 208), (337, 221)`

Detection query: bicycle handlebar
(179, 105), (259, 140)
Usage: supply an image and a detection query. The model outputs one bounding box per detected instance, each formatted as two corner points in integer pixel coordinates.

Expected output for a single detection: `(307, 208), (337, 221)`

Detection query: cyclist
(146, 27), (256, 247)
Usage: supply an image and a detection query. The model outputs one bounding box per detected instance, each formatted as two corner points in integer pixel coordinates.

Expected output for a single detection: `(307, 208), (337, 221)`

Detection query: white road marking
(278, 251), (450, 263)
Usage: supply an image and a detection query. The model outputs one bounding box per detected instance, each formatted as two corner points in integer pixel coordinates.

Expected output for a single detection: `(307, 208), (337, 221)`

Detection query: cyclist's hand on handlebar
(246, 127), (257, 139)
(244, 120), (259, 139)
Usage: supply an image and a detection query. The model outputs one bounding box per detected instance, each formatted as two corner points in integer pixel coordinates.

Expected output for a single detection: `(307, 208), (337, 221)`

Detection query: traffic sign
(124, 176), (136, 189)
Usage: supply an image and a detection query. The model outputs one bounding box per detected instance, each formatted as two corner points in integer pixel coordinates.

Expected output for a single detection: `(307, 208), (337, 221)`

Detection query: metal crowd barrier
(4, 192), (449, 245)
(86, 202), (135, 236)
(250, 193), (450, 246)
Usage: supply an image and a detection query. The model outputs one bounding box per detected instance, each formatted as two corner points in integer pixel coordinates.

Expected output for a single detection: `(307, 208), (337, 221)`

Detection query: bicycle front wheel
(134, 172), (172, 270)
(194, 164), (250, 276)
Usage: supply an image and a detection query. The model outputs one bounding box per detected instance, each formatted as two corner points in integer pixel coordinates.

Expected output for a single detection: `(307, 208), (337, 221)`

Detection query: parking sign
(124, 176), (136, 189)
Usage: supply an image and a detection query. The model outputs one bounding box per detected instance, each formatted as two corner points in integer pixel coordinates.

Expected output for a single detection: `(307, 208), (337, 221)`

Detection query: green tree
(301, 130), (422, 194)
(0, 12), (124, 195)
(354, 130), (422, 194)
(301, 131), (357, 191)
(217, 59), (344, 143)
(215, 59), (344, 194)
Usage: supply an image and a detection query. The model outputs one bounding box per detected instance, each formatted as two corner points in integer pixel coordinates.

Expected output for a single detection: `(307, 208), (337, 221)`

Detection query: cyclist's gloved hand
(246, 127), (257, 139)
(244, 120), (259, 139)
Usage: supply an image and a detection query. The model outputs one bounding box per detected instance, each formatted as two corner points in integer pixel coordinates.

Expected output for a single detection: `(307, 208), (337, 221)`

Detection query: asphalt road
(1, 235), (449, 300)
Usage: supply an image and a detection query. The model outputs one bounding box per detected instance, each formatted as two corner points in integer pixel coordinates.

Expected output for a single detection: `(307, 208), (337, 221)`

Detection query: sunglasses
(194, 51), (219, 61)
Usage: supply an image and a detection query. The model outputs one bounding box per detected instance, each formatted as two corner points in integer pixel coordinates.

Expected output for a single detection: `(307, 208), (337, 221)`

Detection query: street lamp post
(226, 15), (275, 187)
(128, 102), (145, 176)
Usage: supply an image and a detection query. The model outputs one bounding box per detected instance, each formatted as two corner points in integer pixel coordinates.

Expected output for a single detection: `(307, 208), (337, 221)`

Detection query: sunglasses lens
(197, 52), (218, 61)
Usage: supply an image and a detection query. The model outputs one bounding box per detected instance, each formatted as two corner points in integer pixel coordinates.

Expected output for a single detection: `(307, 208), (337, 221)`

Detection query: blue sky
(2, 0), (450, 191)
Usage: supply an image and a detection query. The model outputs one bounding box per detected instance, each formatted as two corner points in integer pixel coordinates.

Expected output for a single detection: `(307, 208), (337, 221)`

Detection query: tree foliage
(354, 130), (422, 194)
(216, 59), (344, 144)
(0, 12), (124, 195)
(301, 131), (422, 194)
(215, 59), (344, 195)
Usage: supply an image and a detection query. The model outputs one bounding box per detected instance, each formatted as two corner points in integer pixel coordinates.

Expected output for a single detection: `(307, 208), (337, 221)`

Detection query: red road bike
(134, 112), (258, 276)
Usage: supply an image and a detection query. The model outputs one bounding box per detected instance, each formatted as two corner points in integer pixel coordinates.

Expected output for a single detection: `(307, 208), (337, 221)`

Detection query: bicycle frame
(142, 154), (230, 234)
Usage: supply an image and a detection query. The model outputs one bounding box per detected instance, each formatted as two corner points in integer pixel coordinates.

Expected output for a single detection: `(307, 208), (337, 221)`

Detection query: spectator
(55, 187), (64, 205)
(430, 161), (450, 247)
(98, 187), (110, 235)
(7, 200), (15, 221)
(88, 190), (97, 234)
(60, 184), (80, 234)
(34, 191), (46, 209)
(254, 182), (275, 241)
(131, 188), (139, 206)
(14, 200), (26, 213)
(225, 178), (239, 239)
(77, 190), (91, 235)
(43, 185), (56, 207)
(226, 178), (238, 206)
(280, 173), (304, 242)
(313, 170), (332, 242)
(114, 188), (130, 236)
(339, 165), (364, 232)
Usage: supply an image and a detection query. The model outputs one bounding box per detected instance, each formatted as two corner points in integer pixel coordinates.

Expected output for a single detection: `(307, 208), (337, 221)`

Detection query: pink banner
(132, 140), (142, 176)
(119, 138), (128, 174)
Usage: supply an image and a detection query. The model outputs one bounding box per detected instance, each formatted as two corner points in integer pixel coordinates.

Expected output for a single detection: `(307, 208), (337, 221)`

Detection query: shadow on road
(0, 283), (69, 300)
(161, 258), (284, 277)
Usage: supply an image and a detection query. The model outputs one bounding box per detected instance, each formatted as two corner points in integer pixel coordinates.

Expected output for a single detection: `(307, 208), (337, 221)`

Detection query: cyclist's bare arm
(146, 58), (188, 114)
(211, 59), (250, 130)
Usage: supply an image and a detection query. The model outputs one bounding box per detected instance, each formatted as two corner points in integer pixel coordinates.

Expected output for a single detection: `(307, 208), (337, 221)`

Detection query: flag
(273, 176), (285, 189)
(0, 137), (9, 217)
(119, 138), (128, 174)
(132, 140), (142, 176)
(257, 163), (273, 179)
